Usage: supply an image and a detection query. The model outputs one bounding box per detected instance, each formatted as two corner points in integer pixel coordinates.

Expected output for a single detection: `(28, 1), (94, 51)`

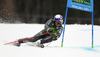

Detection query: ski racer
(14, 14), (63, 48)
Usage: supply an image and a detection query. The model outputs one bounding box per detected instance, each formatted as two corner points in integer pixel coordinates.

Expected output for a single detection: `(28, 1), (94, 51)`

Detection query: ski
(37, 44), (44, 48)
(27, 42), (45, 48)
(4, 36), (34, 45)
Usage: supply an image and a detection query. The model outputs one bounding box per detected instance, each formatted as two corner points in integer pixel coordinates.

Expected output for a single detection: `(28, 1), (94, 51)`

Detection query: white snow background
(0, 23), (100, 57)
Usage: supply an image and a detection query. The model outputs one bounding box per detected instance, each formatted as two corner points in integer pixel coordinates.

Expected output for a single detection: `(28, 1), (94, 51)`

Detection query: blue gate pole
(92, 0), (94, 48)
(61, 6), (68, 47)
(92, 12), (94, 48)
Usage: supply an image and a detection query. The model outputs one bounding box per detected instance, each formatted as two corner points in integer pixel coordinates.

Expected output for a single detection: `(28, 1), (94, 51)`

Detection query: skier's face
(55, 21), (61, 27)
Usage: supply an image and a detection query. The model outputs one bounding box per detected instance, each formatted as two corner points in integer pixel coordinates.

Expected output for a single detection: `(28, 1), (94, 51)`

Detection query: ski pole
(4, 32), (49, 45)
(46, 41), (52, 46)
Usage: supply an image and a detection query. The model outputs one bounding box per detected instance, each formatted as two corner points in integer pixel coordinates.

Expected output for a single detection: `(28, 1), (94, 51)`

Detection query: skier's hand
(52, 34), (58, 41)
(47, 28), (53, 33)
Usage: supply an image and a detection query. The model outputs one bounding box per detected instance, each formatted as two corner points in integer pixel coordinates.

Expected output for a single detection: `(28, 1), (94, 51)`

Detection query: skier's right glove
(52, 34), (58, 41)
(47, 28), (53, 33)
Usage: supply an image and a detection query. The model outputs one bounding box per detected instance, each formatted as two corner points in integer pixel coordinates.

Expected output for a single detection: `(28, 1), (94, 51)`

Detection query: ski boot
(35, 40), (44, 48)
(13, 41), (21, 47)
(13, 39), (23, 47)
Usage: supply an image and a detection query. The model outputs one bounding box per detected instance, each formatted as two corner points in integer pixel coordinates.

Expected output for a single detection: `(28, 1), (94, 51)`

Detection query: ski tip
(4, 44), (6, 45)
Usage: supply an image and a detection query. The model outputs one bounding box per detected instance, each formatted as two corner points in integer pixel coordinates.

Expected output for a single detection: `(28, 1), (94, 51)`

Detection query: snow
(0, 23), (100, 57)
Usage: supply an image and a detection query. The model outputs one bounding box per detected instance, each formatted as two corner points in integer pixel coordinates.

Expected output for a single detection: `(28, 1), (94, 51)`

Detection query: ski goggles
(56, 21), (62, 25)
(55, 19), (63, 24)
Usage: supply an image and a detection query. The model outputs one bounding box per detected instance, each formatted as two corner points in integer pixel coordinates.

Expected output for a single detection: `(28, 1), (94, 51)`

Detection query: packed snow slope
(0, 23), (100, 57)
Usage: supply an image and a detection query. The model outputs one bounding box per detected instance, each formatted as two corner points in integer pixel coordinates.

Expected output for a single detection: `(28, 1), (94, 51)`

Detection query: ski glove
(52, 34), (58, 41)
(47, 28), (53, 33)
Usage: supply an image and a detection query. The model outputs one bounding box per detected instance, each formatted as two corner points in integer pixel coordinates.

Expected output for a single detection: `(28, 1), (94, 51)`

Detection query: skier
(14, 14), (63, 48)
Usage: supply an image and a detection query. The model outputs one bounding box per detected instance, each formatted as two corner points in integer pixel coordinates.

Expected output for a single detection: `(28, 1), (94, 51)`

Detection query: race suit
(19, 19), (63, 44)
